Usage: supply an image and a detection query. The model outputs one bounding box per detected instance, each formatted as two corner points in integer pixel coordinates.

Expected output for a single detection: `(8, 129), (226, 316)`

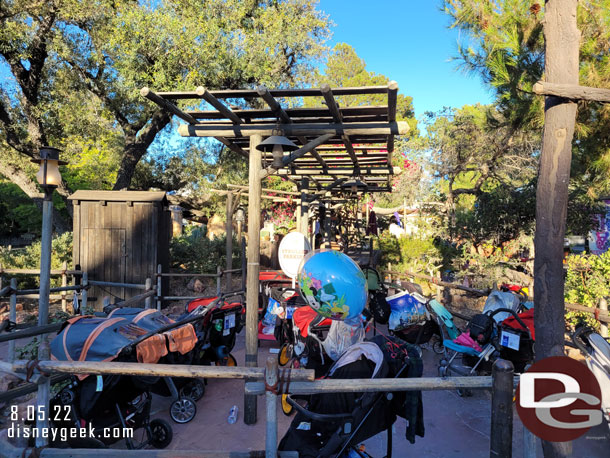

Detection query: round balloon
(297, 250), (367, 321)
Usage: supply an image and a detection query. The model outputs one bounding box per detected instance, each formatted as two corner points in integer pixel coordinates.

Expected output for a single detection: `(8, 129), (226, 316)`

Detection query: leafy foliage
(376, 232), (443, 276)
(0, 232), (73, 288)
(0, 180), (42, 237)
(170, 227), (242, 273)
(565, 251), (610, 329)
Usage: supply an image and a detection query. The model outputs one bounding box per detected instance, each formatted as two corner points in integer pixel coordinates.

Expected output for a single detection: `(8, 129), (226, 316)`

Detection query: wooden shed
(69, 190), (171, 308)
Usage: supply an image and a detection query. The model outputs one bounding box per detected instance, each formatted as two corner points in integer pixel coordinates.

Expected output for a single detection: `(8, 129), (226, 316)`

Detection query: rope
(25, 359), (50, 382)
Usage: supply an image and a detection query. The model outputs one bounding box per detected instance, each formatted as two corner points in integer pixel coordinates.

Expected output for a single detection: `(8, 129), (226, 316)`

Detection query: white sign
(278, 231), (311, 279)
(500, 330), (521, 350)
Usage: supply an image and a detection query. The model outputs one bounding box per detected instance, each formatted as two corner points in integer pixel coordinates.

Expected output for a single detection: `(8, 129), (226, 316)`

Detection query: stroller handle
(571, 326), (593, 355)
(285, 396), (354, 422)
(488, 307), (532, 340)
(122, 290), (245, 354)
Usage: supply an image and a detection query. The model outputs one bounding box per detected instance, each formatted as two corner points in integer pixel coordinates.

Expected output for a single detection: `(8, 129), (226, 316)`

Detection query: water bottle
(227, 405), (238, 424)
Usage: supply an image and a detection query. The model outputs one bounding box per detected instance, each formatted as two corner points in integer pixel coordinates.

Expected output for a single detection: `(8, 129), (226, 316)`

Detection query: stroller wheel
(432, 340), (445, 355)
(180, 379), (205, 401)
(149, 418), (173, 449)
(281, 395), (294, 416)
(215, 353), (237, 366)
(456, 388), (473, 397)
(60, 388), (75, 405)
(278, 344), (292, 366)
(170, 397), (197, 423)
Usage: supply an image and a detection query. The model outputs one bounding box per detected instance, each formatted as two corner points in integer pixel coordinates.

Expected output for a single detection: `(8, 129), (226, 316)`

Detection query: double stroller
(49, 313), (180, 449)
(438, 290), (534, 395)
(279, 335), (425, 458)
(572, 326), (610, 431)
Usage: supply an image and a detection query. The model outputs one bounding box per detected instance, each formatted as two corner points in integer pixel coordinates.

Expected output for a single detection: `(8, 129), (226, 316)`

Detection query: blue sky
(317, 0), (494, 118)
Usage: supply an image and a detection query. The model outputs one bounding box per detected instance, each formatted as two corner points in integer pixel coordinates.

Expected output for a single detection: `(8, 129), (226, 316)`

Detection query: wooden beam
(277, 167), (390, 176)
(155, 85), (389, 100)
(227, 184), (299, 196)
(140, 87), (197, 124)
(324, 178), (347, 191)
(257, 85), (328, 170)
(533, 81), (610, 103)
(187, 105), (388, 120)
(195, 86), (243, 124)
(10, 359), (315, 381)
(178, 121), (408, 138)
(256, 85), (291, 123)
(245, 133), (262, 424)
(215, 136), (249, 158)
(386, 80), (398, 157)
(260, 134), (334, 179)
(534, 6), (579, 457)
(320, 84), (359, 169)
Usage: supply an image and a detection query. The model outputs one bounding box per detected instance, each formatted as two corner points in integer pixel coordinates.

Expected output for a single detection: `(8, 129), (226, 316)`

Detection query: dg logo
(516, 356), (604, 442)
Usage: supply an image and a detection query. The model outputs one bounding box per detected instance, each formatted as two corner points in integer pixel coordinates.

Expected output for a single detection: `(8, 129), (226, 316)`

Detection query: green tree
(0, 0), (331, 230)
(442, 0), (610, 199)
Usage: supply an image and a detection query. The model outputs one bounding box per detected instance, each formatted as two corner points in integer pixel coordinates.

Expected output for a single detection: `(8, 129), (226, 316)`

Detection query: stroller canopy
(51, 309), (197, 366)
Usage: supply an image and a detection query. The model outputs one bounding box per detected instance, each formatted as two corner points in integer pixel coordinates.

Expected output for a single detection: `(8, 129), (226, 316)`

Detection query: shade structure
(140, 82), (408, 194)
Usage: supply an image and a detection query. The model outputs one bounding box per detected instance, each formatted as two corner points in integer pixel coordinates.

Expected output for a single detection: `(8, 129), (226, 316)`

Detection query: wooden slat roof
(69, 190), (167, 202)
(141, 83), (408, 194)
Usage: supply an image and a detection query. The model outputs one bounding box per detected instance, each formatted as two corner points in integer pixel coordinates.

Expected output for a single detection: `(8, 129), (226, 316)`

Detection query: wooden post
(35, 338), (51, 447)
(157, 264), (162, 311)
(599, 297), (608, 338)
(226, 191), (234, 291)
(8, 278), (17, 363)
(490, 359), (514, 458)
(265, 357), (279, 458)
(61, 261), (68, 312)
(534, 4), (579, 455)
(241, 237), (247, 293)
(245, 133), (262, 424)
(81, 272), (88, 314)
(216, 265), (222, 296)
(144, 278), (152, 309)
(300, 178), (309, 236)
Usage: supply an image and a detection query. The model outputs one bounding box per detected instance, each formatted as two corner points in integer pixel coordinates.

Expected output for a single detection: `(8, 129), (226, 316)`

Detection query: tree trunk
(112, 111), (171, 191)
(534, 1), (579, 457)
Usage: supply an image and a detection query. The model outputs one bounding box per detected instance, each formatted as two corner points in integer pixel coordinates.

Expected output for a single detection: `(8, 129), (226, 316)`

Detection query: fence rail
(1, 355), (516, 458)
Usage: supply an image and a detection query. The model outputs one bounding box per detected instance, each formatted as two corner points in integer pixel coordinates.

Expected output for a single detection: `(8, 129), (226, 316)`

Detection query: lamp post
(31, 146), (64, 447)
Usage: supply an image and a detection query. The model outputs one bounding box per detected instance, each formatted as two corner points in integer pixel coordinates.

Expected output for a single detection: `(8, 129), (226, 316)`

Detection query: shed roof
(69, 190), (167, 202)
(140, 83), (408, 195)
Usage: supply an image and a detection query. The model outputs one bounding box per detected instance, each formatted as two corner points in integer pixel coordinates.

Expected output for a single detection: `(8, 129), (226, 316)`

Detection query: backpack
(468, 313), (494, 344)
(369, 291), (391, 324)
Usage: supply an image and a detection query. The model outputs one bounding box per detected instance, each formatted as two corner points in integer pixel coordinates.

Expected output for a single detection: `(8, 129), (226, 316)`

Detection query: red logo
(515, 356), (602, 442)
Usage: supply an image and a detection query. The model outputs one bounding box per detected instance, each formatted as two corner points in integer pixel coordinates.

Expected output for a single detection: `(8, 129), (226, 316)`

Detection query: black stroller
(279, 335), (425, 458)
(50, 316), (173, 449)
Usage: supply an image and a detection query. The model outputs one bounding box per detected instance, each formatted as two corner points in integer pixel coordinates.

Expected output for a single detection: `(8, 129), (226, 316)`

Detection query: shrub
(0, 232), (73, 288)
(376, 232), (443, 275)
(170, 227), (242, 273)
(564, 251), (610, 329)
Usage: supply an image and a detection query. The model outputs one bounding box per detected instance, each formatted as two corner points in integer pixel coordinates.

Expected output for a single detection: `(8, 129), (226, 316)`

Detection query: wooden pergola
(141, 82), (408, 424)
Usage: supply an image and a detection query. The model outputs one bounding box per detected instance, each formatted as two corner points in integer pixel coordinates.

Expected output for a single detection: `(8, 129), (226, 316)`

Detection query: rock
(0, 372), (21, 393)
(187, 278), (206, 293)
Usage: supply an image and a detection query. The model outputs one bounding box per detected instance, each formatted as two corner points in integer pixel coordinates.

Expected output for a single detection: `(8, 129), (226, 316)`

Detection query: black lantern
(341, 178), (368, 193)
(256, 126), (298, 168)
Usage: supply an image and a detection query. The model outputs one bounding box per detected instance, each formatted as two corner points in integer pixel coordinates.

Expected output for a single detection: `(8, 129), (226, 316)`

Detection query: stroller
(50, 315), (175, 449)
(279, 335), (425, 458)
(571, 327), (610, 431)
(184, 293), (245, 367)
(438, 292), (533, 395)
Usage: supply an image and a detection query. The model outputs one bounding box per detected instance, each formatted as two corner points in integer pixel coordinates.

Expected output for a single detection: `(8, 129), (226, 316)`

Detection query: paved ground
(147, 330), (610, 457)
(2, 324), (609, 456)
